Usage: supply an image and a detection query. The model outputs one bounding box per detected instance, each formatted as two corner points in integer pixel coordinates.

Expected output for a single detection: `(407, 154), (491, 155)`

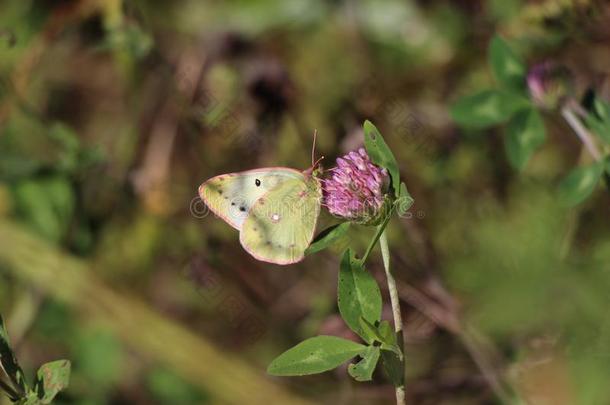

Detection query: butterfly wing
(199, 168), (303, 230)
(240, 176), (321, 265)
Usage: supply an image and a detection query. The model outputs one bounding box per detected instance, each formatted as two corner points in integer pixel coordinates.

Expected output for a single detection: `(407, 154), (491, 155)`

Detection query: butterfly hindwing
(199, 168), (303, 230)
(240, 176), (322, 265)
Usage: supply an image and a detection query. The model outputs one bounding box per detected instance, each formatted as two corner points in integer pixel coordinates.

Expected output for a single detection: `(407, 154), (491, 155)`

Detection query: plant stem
(380, 230), (406, 405)
(561, 103), (602, 161)
(561, 101), (610, 192)
(361, 209), (394, 264)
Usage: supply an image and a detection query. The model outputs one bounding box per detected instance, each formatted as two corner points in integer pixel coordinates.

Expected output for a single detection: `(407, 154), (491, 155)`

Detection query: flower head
(323, 148), (390, 224)
(527, 62), (573, 110)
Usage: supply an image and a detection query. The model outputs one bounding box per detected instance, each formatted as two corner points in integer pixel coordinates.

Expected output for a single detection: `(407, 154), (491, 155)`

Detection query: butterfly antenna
(311, 129), (318, 167)
(303, 130), (324, 175)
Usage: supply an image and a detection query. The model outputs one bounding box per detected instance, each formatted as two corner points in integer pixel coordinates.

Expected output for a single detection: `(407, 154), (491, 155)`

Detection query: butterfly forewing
(199, 168), (303, 230)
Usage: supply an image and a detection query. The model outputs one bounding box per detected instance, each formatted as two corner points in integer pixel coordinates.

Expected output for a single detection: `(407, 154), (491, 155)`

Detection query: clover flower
(527, 62), (573, 110)
(323, 148), (390, 224)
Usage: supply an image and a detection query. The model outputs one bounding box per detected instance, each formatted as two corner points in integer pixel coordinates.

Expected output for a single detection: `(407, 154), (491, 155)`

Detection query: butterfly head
(304, 156), (325, 178)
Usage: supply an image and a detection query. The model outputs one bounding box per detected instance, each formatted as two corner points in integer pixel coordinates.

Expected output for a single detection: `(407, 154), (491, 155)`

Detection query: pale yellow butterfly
(199, 152), (323, 265)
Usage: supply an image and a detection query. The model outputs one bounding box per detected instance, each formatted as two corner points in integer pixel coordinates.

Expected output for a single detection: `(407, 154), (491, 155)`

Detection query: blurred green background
(1, 0), (609, 404)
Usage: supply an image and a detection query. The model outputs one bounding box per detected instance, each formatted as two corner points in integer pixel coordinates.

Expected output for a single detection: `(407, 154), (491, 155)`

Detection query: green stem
(561, 101), (610, 193)
(361, 209), (394, 264)
(561, 103), (602, 161)
(380, 230), (406, 405)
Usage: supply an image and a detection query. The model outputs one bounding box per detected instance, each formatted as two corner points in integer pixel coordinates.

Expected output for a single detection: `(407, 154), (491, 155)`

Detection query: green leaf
(305, 223), (351, 255)
(363, 120), (400, 195)
(0, 315), (27, 396)
(558, 162), (604, 206)
(348, 346), (380, 382)
(381, 350), (404, 388)
(451, 89), (528, 129)
(586, 98), (610, 144)
(16, 392), (44, 405)
(12, 177), (75, 243)
(359, 318), (402, 358)
(267, 336), (365, 376)
(358, 318), (404, 384)
(489, 35), (526, 90)
(338, 250), (382, 341)
(396, 182), (414, 216)
(378, 321), (397, 347)
(358, 317), (382, 342)
(504, 108), (546, 170)
(594, 97), (610, 121)
(585, 115), (610, 145)
(33, 360), (71, 404)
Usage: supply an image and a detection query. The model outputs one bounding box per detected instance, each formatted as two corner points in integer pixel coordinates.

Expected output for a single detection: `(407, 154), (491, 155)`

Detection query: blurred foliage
(0, 0), (609, 404)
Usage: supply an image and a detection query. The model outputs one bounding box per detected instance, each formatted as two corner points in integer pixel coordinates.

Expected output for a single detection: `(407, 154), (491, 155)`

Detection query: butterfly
(199, 161), (323, 265)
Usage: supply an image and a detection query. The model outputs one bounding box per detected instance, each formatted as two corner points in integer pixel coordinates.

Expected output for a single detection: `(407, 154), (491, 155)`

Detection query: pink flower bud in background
(527, 62), (573, 110)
